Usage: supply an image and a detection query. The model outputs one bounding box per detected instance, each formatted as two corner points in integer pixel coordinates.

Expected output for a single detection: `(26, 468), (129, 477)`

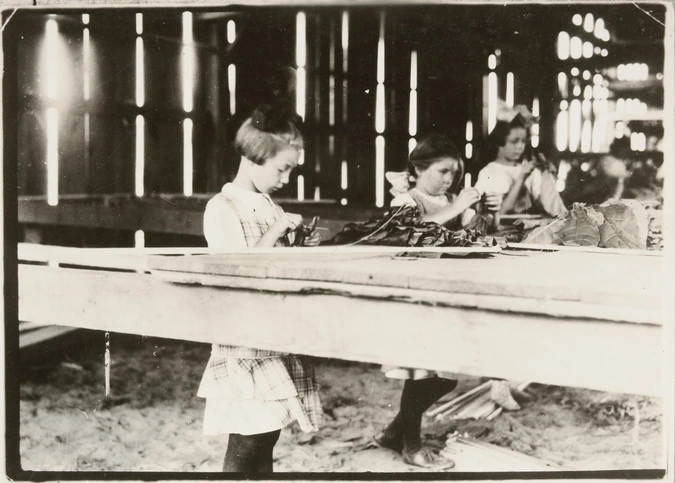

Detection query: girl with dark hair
(200, 106), (322, 473)
(386, 133), (501, 229)
(376, 134), (501, 470)
(475, 111), (567, 217)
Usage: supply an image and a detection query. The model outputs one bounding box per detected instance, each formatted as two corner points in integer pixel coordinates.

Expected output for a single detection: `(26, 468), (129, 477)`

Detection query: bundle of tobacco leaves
(523, 200), (648, 249)
(321, 205), (488, 247)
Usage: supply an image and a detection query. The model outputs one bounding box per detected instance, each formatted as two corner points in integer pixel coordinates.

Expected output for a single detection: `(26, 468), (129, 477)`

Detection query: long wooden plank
(17, 264), (663, 396)
(507, 242), (661, 257)
(147, 251), (663, 310)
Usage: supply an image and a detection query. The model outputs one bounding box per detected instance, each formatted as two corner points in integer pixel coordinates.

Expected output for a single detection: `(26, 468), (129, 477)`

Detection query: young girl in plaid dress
(200, 106), (322, 472)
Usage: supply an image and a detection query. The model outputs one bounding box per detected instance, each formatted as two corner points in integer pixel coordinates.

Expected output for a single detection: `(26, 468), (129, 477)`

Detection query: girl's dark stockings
(383, 377), (458, 453)
(222, 429), (281, 473)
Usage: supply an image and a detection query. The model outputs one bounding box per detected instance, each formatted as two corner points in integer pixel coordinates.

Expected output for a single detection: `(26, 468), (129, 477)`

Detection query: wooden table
(17, 244), (664, 397)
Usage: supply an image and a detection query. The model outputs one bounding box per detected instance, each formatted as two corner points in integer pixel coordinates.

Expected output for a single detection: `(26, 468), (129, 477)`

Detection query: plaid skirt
(198, 345), (322, 436)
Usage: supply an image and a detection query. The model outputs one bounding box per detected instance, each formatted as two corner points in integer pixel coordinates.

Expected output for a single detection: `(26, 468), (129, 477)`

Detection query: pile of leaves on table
(521, 199), (653, 249)
(321, 205), (494, 247)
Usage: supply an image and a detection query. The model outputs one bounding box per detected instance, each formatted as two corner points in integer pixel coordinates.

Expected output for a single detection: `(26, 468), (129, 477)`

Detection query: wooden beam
(18, 263), (663, 397)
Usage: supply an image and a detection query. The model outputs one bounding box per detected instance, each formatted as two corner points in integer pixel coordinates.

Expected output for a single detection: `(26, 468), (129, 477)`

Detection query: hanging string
(104, 331), (111, 396)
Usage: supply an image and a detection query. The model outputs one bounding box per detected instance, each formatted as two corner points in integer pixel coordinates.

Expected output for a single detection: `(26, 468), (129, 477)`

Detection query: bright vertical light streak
(569, 99), (581, 152)
(594, 18), (605, 38)
(342, 11), (349, 72)
(377, 14), (385, 84)
(183, 119), (193, 196)
(229, 64), (237, 115)
(136, 13), (143, 35)
(47, 108), (59, 206)
(329, 75), (335, 125)
(584, 13), (594, 32)
(296, 67), (305, 120)
(573, 14), (582, 26)
(314, 186), (321, 201)
(375, 136), (385, 208)
(376, 84), (385, 133)
(466, 120), (473, 142)
(341, 161), (348, 190)
(408, 138), (417, 154)
(182, 12), (194, 113)
(227, 20), (236, 43)
(82, 14), (90, 25)
(45, 20), (59, 99)
(83, 28), (90, 101)
(532, 97), (540, 117)
(488, 54), (496, 70)
(135, 230), (145, 248)
(557, 31), (570, 60)
(329, 135), (335, 157)
(409, 91), (417, 136)
(84, 113), (90, 182)
(296, 12), (306, 120)
(583, 41), (593, 58)
(570, 36), (582, 59)
(136, 37), (144, 107)
(488, 72), (498, 133)
(581, 120), (592, 152)
(296, 12), (306, 67)
(297, 175), (305, 201)
(506, 72), (514, 107)
(135, 115), (145, 197)
(410, 51), (417, 90)
(556, 110), (568, 151)
(558, 72), (568, 97)
(329, 22), (336, 72)
(465, 144), (473, 159)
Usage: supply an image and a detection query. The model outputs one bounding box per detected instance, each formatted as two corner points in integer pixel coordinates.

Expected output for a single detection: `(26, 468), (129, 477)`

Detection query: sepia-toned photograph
(3, 0), (673, 479)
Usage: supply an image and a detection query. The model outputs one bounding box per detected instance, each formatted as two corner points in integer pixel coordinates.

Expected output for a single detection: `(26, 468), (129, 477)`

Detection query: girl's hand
(519, 159), (536, 179)
(303, 230), (322, 247)
(272, 213), (303, 238)
(484, 192), (503, 212)
(456, 187), (481, 211)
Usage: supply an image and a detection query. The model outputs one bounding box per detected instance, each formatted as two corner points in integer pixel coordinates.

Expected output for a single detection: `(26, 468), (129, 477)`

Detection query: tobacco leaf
(595, 201), (645, 249)
(523, 204), (602, 246)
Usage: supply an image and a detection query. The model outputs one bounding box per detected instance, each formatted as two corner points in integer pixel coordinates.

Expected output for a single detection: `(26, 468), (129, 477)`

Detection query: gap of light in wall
(314, 186), (321, 201)
(227, 20), (236, 43)
(506, 72), (514, 107)
(228, 64), (237, 115)
(556, 110), (569, 151)
(556, 160), (570, 192)
(377, 13), (385, 83)
(573, 85), (581, 97)
(572, 14), (582, 26)
(584, 86), (593, 100)
(581, 120), (592, 152)
(329, 75), (335, 125)
(531, 133), (539, 148)
(341, 160), (348, 190)
(410, 51), (417, 90)
(45, 20), (59, 99)
(84, 113), (90, 184)
(327, 136), (334, 159)
(375, 135), (385, 208)
(329, 20), (336, 72)
(375, 84), (385, 134)
(183, 119), (193, 196)
(570, 36), (582, 60)
(296, 12), (306, 68)
(558, 72), (568, 98)
(594, 18), (604, 38)
(615, 121), (626, 139)
(342, 11), (349, 72)
(342, 79), (348, 123)
(297, 175), (305, 201)
(408, 90), (417, 136)
(83, 28), (90, 101)
(571, 67), (579, 76)
(568, 99), (581, 152)
(296, 67), (306, 119)
(584, 13), (594, 32)
(408, 138), (417, 154)
(182, 12), (195, 113)
(136, 37), (145, 107)
(47, 108), (59, 206)
(488, 54), (496, 70)
(135, 230), (145, 248)
(488, 72), (498, 133)
(561, 100), (569, 110)
(582, 99), (592, 118)
(466, 120), (473, 142)
(557, 31), (570, 60)
(465, 143), (473, 159)
(583, 70), (591, 80)
(341, 198), (348, 206)
(298, 150), (305, 166)
(601, 49), (608, 57)
(583, 41), (593, 58)
(82, 13), (90, 24)
(135, 115), (145, 197)
(136, 13), (143, 35)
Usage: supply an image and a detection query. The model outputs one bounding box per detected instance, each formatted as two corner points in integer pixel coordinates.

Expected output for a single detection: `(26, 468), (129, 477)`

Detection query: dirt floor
(18, 332), (665, 473)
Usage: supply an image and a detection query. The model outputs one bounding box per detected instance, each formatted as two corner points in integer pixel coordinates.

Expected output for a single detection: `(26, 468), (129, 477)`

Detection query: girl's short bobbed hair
(235, 105), (304, 165)
(408, 133), (464, 193)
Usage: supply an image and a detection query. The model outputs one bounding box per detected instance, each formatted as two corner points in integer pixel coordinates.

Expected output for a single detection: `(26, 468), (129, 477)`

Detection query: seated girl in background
(200, 106), (322, 472)
(386, 133), (502, 230)
(377, 134), (501, 470)
(475, 104), (567, 217)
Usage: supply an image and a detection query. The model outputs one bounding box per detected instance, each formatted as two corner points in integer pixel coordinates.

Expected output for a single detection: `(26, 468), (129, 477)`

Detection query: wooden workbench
(17, 244), (664, 397)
